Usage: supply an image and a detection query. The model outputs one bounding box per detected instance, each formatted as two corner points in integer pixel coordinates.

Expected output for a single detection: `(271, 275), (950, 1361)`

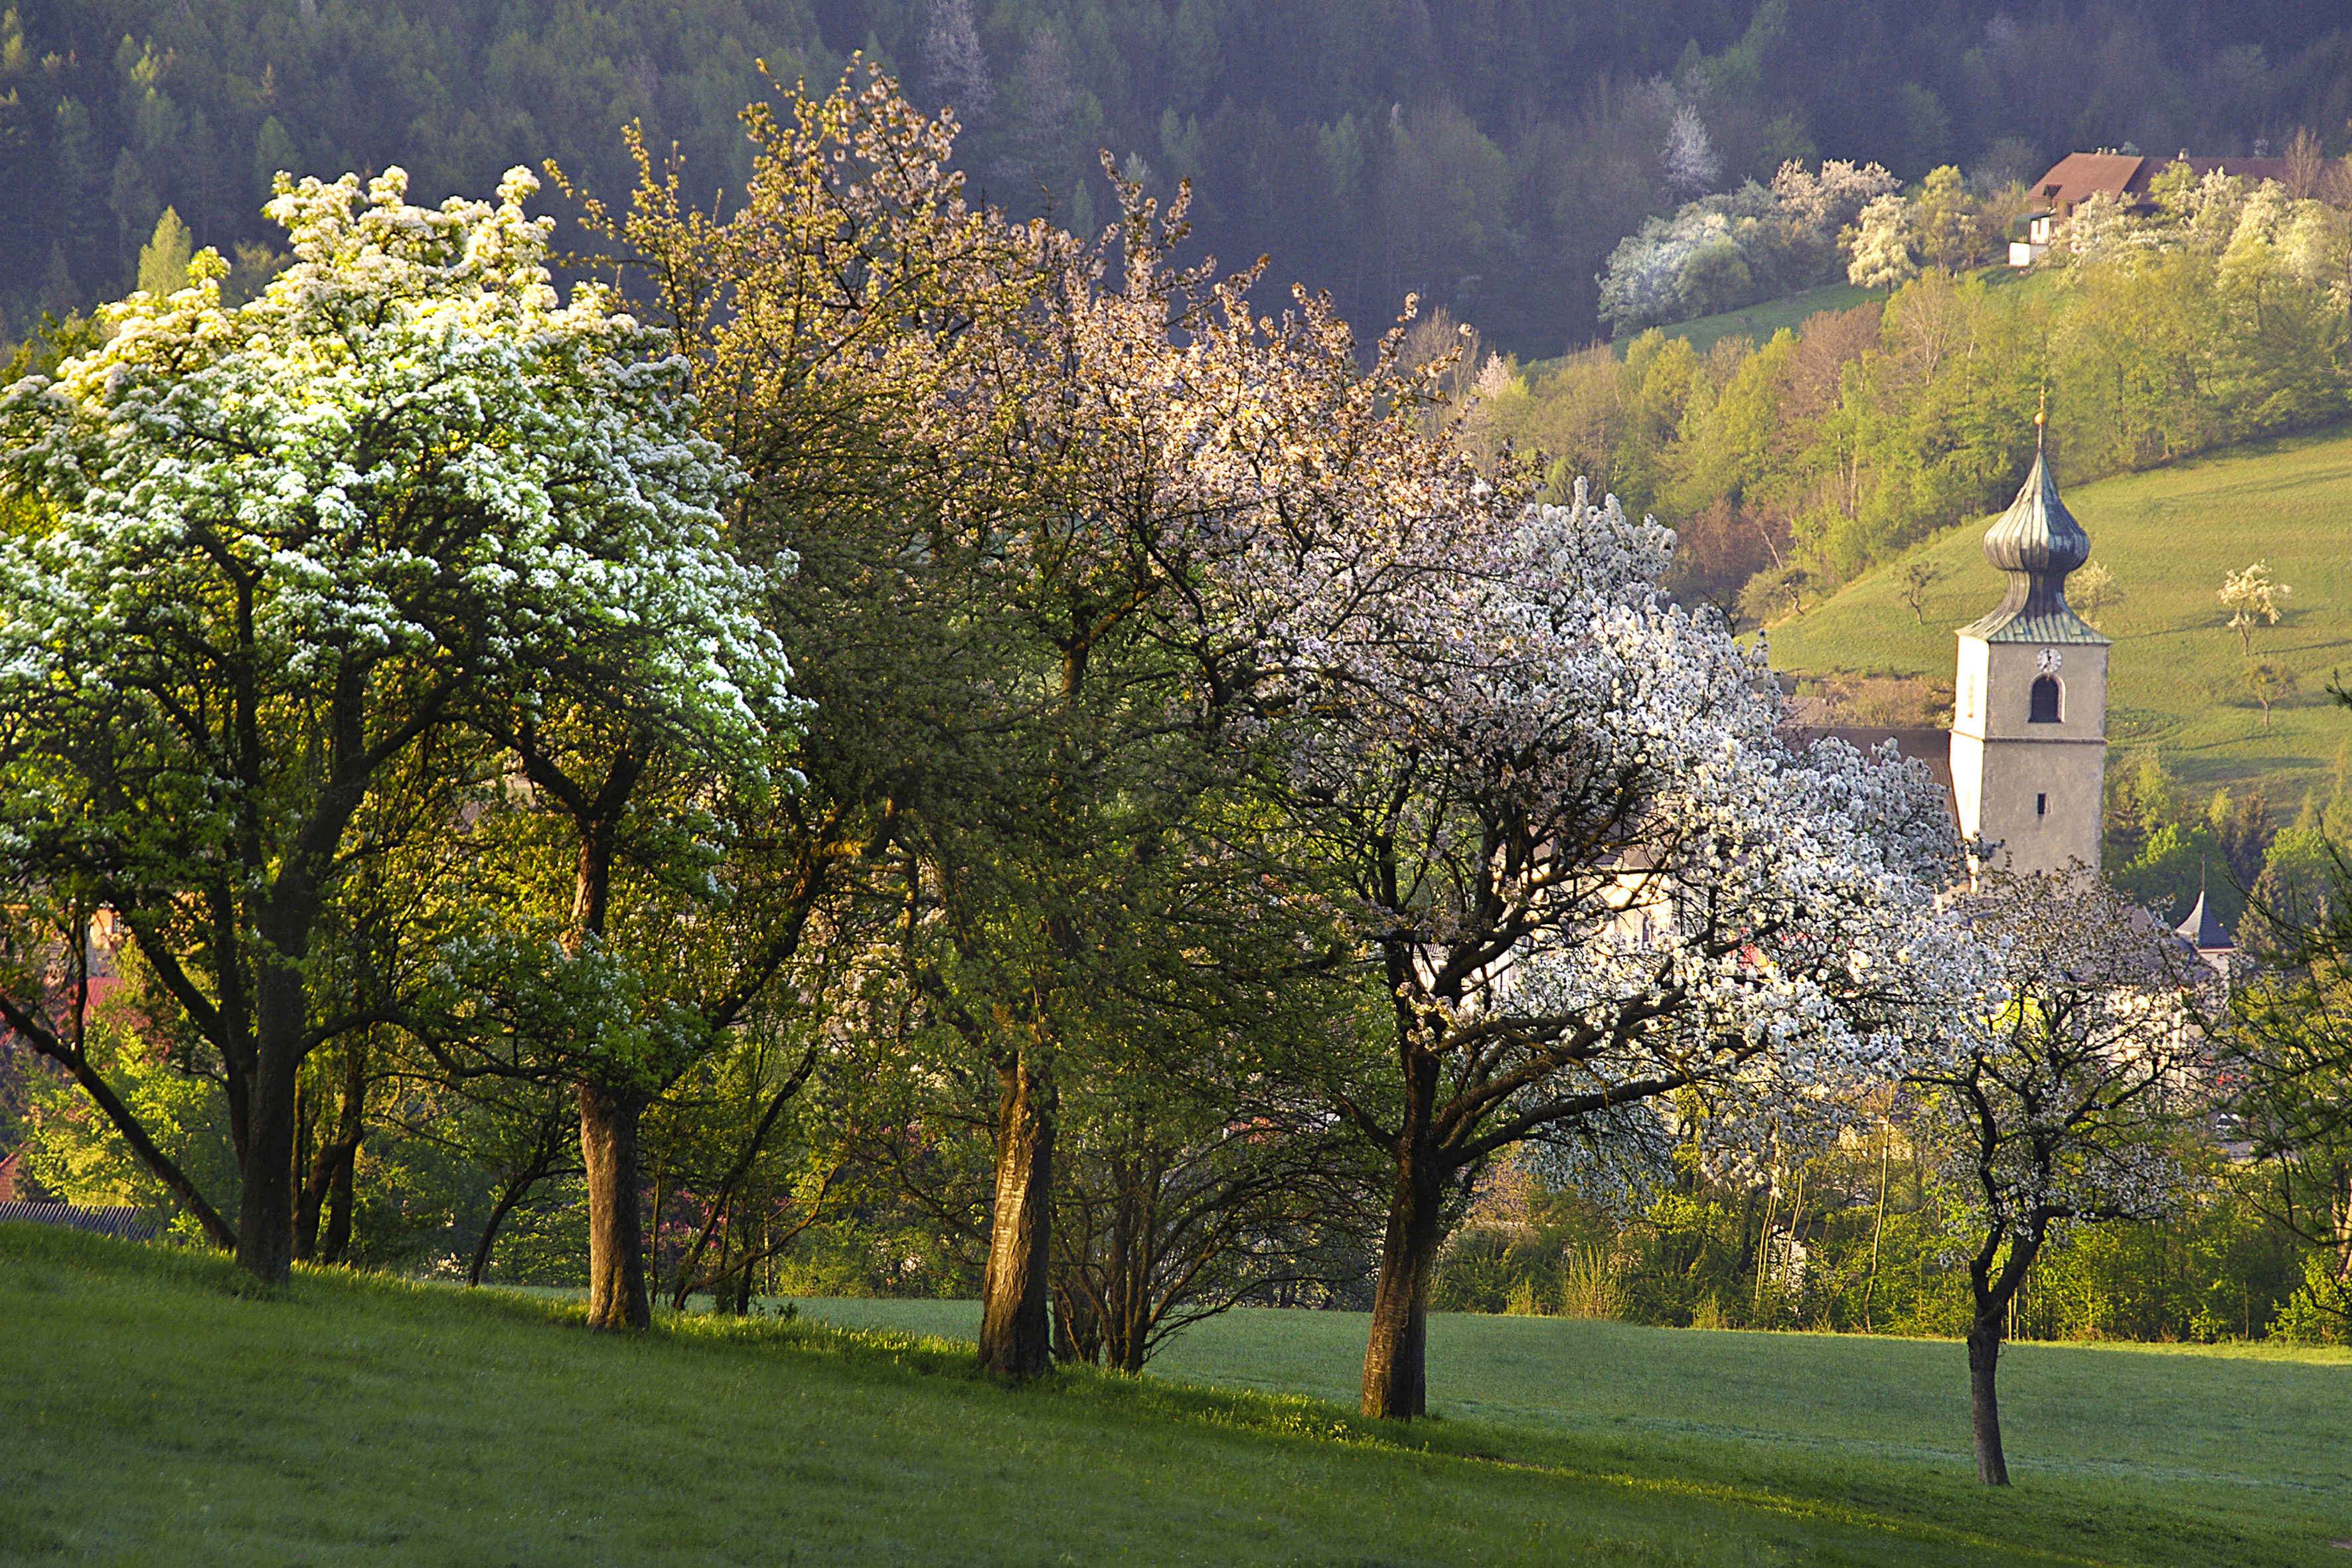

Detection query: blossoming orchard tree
(1915, 870), (2205, 1486)
(1267, 485), (1977, 1420)
(605, 66), (1541, 1379)
(955, 165), (1981, 1413)
(597, 65), (1103, 1362)
(0, 168), (795, 1287)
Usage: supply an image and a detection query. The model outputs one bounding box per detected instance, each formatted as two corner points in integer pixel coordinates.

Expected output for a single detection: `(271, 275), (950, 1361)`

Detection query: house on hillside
(2009, 149), (2294, 265)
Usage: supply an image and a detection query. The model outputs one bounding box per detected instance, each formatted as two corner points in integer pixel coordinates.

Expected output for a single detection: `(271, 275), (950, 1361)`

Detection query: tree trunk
(9, 1014), (237, 1251)
(467, 1158), (547, 1287)
(295, 1040), (366, 1264)
(1361, 1148), (1447, 1419)
(320, 1125), (358, 1265)
(1863, 1124), (1891, 1332)
(979, 1046), (1056, 1380)
(1106, 1149), (1156, 1375)
(293, 1069), (320, 1261)
(235, 1011), (303, 1285)
(579, 1079), (652, 1330)
(1967, 1316), (2011, 1486)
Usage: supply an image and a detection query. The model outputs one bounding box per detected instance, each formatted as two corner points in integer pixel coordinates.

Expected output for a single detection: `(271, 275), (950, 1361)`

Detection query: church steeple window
(2029, 675), (2062, 723)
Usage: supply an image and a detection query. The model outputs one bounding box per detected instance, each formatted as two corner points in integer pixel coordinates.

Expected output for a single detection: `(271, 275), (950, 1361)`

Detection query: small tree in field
(2071, 560), (2124, 630)
(1912, 870), (2204, 1486)
(2245, 660), (2298, 732)
(2221, 562), (2292, 656)
(1899, 558), (1948, 624)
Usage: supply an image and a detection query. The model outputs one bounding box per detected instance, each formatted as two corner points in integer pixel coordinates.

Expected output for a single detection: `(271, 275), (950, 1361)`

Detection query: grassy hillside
(790, 1297), (2352, 1504)
(1526, 268), (2067, 375)
(1765, 424), (2352, 807)
(1631, 279), (1889, 357)
(11, 1224), (2344, 1566)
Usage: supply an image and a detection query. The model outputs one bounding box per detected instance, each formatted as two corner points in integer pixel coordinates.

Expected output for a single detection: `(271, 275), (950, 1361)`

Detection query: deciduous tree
(0, 166), (791, 1285)
(2221, 561), (2292, 656)
(1269, 484), (1971, 1419)
(1912, 870), (2205, 1485)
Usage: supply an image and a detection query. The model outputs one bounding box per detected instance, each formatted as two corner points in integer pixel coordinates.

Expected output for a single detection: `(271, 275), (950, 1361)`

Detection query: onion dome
(1957, 422), (2110, 646)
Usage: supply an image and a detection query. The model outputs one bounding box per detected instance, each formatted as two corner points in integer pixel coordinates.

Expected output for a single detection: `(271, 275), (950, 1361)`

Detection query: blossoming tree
(0, 167), (795, 1285)
(1913, 869), (2205, 1484)
(1267, 485), (1976, 1419)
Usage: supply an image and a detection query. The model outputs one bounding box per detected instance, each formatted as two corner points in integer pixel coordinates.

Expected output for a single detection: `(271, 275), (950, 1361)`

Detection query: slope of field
(1764, 424), (2352, 806)
(7, 1225), (2349, 1567)
(1629, 279), (1889, 357)
(792, 1297), (2352, 1531)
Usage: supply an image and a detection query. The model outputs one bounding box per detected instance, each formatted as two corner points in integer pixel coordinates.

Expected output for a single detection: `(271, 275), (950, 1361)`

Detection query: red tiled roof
(2031, 151), (2148, 208)
(2029, 152), (2297, 210)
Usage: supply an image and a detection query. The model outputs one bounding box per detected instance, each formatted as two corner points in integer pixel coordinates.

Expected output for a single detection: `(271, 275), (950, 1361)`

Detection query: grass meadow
(6, 1224), (2349, 1567)
(1628, 279), (1889, 358)
(1519, 281), (1891, 380)
(1766, 422), (2352, 811)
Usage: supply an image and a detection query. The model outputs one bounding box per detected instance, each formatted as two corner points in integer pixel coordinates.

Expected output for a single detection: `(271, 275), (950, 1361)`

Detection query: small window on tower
(2036, 793), (2048, 817)
(2029, 675), (2061, 724)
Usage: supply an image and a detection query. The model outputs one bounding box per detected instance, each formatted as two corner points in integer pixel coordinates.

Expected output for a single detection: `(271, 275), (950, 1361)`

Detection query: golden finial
(2035, 386), (2047, 451)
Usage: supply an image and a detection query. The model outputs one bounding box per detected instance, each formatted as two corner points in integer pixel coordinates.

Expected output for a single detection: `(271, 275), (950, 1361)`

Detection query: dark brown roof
(2029, 152), (2295, 210)
(2032, 151), (2150, 208)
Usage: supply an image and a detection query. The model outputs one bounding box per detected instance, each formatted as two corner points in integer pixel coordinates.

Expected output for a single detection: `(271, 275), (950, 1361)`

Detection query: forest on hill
(5, 0), (2351, 355)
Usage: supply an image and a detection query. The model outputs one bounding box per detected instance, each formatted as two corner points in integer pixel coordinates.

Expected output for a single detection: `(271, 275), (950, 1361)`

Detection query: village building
(1802, 412), (2110, 881)
(1947, 419), (2109, 876)
(2009, 149), (2293, 264)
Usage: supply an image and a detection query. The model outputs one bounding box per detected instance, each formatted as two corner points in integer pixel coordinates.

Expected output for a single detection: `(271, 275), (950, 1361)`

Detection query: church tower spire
(1948, 404), (2110, 875)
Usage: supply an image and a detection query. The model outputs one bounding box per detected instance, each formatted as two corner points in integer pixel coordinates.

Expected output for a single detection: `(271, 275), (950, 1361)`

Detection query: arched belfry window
(2029, 675), (2062, 724)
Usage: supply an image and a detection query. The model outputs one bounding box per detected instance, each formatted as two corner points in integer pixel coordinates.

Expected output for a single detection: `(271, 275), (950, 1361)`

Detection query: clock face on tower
(2037, 647), (2062, 674)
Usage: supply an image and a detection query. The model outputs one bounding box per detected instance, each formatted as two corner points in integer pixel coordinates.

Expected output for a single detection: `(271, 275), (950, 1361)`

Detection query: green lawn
(1630, 279), (1888, 358)
(788, 1297), (2351, 1496)
(1766, 423), (2352, 807)
(1526, 281), (1891, 376)
(792, 1298), (2352, 1531)
(11, 1225), (2347, 1567)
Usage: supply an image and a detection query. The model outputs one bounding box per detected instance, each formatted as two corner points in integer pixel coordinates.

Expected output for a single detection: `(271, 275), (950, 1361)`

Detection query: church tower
(1949, 418), (2110, 874)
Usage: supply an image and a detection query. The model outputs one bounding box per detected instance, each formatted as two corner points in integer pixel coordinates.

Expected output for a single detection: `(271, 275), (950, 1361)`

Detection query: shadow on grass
(6, 1221), (2340, 1568)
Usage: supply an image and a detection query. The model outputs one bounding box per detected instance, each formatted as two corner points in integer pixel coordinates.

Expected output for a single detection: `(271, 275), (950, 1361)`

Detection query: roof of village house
(0, 1200), (157, 1242)
(2032, 151), (2150, 208)
(1958, 439), (2110, 646)
(2029, 151), (2296, 209)
(2173, 889), (2235, 952)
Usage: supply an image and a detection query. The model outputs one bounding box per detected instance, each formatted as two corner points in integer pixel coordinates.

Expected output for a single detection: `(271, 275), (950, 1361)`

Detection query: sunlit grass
(791, 1296), (2352, 1537)
(8, 1224), (2345, 1565)
(1766, 422), (2352, 811)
